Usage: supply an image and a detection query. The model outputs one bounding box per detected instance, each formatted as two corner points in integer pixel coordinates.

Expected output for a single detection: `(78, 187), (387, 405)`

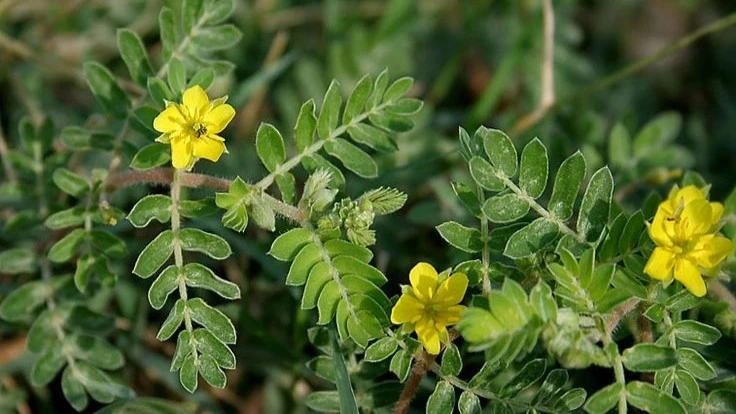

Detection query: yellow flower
(644, 185), (733, 297)
(153, 85), (235, 170)
(390, 262), (468, 354)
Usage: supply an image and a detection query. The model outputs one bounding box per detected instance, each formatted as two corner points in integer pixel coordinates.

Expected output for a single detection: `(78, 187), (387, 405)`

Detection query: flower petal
(192, 136), (226, 162)
(674, 258), (706, 297)
(391, 293), (424, 324)
(689, 234), (733, 269)
(409, 262), (438, 301)
(710, 202), (724, 225)
(204, 103), (236, 133)
(665, 185), (705, 211)
(434, 272), (468, 306)
(182, 85), (210, 117)
(644, 247), (675, 281)
(153, 105), (185, 133)
(648, 209), (673, 247)
(415, 317), (441, 355)
(170, 137), (193, 169)
(680, 199), (712, 237)
(433, 304), (464, 327)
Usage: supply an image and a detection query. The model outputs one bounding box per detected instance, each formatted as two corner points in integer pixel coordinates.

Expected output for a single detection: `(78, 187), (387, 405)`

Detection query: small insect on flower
(644, 185), (733, 297)
(390, 262), (468, 354)
(153, 85), (236, 170)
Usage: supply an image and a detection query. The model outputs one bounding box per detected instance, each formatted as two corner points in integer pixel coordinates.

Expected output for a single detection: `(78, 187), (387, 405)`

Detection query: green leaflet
(167, 57), (186, 94)
(256, 123), (286, 172)
(178, 228), (232, 260)
(519, 138), (549, 199)
(478, 127), (517, 177)
(0, 281), (51, 321)
(117, 29), (153, 85)
(133, 230), (174, 278)
(503, 218), (559, 259)
(426, 381), (455, 414)
(436, 221), (483, 253)
(187, 298), (237, 344)
(577, 167), (613, 242)
(482, 193), (530, 223)
(83, 62), (130, 118)
(549, 151), (586, 221)
(317, 80), (342, 139)
(53, 168), (89, 197)
(324, 138), (378, 178)
(130, 143), (171, 170)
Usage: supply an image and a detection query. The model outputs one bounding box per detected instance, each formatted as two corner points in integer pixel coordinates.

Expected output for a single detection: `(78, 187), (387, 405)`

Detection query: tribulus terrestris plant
(2, 1), (736, 413)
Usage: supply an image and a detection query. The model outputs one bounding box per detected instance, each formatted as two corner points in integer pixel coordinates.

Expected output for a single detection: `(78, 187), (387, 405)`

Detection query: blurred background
(1, 0), (736, 412)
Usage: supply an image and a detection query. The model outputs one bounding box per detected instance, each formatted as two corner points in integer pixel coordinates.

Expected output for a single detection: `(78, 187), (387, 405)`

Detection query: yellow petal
(672, 185), (706, 207)
(170, 137), (193, 169)
(409, 262), (438, 302)
(153, 105), (185, 133)
(434, 304), (464, 326)
(415, 317), (440, 355)
(434, 272), (468, 306)
(438, 327), (449, 343)
(644, 247), (675, 281)
(391, 293), (424, 324)
(204, 103), (236, 133)
(710, 202), (724, 225)
(192, 136), (226, 162)
(689, 234), (733, 269)
(680, 199), (712, 237)
(673, 258), (706, 297)
(648, 210), (673, 247)
(182, 85), (210, 117)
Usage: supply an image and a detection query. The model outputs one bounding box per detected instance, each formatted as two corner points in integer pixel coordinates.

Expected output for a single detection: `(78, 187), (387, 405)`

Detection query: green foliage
(2, 1), (736, 413)
(454, 126), (614, 261)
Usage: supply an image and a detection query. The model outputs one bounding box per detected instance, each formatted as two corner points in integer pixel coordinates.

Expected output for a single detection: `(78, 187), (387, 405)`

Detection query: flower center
(192, 122), (208, 138)
(664, 214), (698, 255)
(424, 302), (440, 318)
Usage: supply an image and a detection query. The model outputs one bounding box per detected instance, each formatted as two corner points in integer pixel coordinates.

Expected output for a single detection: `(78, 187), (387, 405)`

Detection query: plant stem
(305, 222), (357, 319)
(605, 298), (641, 338)
(475, 183), (492, 295)
(106, 167), (305, 222)
(254, 100), (394, 190)
(496, 173), (585, 243)
(662, 310), (677, 349)
(511, 11), (736, 136)
(511, 0), (555, 135)
(171, 169), (193, 333)
(598, 315), (628, 414)
(393, 350), (435, 414)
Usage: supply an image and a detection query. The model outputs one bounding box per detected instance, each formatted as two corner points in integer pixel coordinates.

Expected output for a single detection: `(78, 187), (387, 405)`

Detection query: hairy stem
(606, 298), (641, 338)
(106, 167), (305, 222)
(393, 350), (435, 414)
